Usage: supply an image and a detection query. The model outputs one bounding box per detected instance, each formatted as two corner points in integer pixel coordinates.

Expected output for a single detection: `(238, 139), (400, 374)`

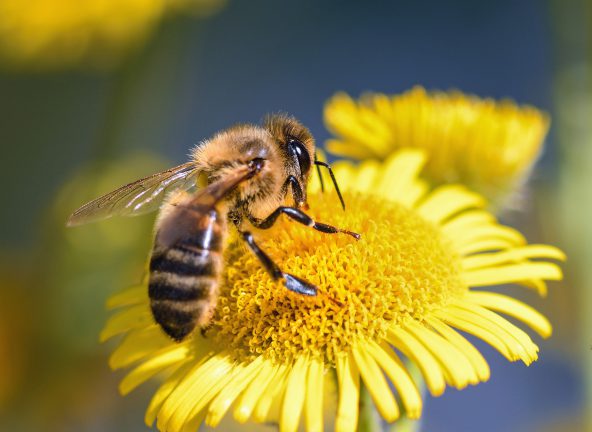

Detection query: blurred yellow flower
(101, 149), (564, 432)
(324, 87), (550, 207)
(0, 0), (225, 70)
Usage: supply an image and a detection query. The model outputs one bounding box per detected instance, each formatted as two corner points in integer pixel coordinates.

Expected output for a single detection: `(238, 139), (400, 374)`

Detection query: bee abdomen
(148, 246), (221, 341)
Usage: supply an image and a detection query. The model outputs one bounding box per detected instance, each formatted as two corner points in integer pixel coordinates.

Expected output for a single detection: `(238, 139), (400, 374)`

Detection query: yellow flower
(0, 0), (224, 70)
(324, 87), (550, 206)
(101, 150), (564, 432)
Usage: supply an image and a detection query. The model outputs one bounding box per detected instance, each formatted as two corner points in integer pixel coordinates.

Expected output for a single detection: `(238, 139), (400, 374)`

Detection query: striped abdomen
(149, 208), (225, 341)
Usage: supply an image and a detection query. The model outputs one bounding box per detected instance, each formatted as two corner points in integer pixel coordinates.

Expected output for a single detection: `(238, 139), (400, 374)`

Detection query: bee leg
(240, 231), (318, 297)
(286, 175), (304, 206)
(250, 207), (361, 240)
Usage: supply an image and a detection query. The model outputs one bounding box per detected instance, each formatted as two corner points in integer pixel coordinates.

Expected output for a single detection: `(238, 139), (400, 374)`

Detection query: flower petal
(451, 226), (525, 250)
(417, 185), (485, 224)
(106, 285), (145, 310)
(377, 150), (427, 205)
(234, 361), (280, 423)
(145, 362), (194, 427)
(205, 356), (264, 427)
(305, 357), (325, 432)
(100, 304), (152, 342)
(458, 238), (518, 255)
(157, 353), (235, 432)
(280, 356), (308, 432)
(335, 353), (360, 432)
(352, 342), (399, 422)
(441, 210), (496, 238)
(352, 160), (382, 193)
(466, 291), (552, 337)
(435, 308), (515, 361)
(253, 364), (289, 423)
(120, 344), (190, 395)
(425, 316), (490, 382)
(463, 262), (562, 287)
(366, 341), (422, 419)
(386, 327), (446, 396)
(403, 320), (478, 388)
(109, 326), (170, 369)
(461, 245), (566, 270)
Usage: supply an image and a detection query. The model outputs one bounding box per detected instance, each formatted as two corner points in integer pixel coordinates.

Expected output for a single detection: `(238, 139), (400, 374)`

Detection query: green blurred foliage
(0, 153), (169, 430)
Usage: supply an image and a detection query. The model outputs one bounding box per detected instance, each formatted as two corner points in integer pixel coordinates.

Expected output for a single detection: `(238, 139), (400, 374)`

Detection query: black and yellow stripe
(148, 229), (223, 341)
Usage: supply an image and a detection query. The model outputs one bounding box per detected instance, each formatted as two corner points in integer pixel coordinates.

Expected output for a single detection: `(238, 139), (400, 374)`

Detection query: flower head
(324, 87), (550, 206)
(102, 150), (563, 432)
(0, 0), (224, 70)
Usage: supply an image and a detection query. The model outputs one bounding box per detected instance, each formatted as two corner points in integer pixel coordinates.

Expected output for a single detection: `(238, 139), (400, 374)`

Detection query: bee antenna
(314, 160), (345, 210)
(314, 153), (325, 193)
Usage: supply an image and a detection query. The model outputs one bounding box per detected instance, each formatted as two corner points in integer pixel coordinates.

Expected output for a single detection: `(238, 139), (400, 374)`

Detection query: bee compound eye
(288, 139), (311, 176)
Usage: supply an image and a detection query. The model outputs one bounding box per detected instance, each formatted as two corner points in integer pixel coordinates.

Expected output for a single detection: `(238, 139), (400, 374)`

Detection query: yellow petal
(462, 245), (566, 270)
(445, 305), (537, 365)
(326, 139), (376, 160)
(452, 225), (525, 250)
(463, 262), (562, 287)
(352, 160), (381, 193)
(441, 210), (496, 238)
(376, 149), (427, 204)
(520, 278), (548, 296)
(120, 344), (189, 395)
(205, 356), (264, 427)
(352, 343), (399, 422)
(425, 316), (490, 382)
(466, 291), (552, 337)
(305, 357), (324, 432)
(157, 353), (234, 432)
(280, 356), (308, 432)
(106, 285), (145, 310)
(417, 185), (484, 224)
(452, 302), (540, 364)
(397, 179), (430, 208)
(253, 364), (289, 423)
(100, 304), (152, 342)
(335, 353), (360, 432)
(434, 308), (514, 361)
(234, 362), (280, 423)
(109, 326), (170, 369)
(366, 341), (422, 419)
(458, 238), (517, 255)
(145, 362), (194, 427)
(403, 320), (478, 388)
(386, 327), (446, 396)
(179, 408), (207, 432)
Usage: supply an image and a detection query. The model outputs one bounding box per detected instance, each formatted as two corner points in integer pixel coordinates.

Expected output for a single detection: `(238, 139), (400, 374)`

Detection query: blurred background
(0, 0), (590, 431)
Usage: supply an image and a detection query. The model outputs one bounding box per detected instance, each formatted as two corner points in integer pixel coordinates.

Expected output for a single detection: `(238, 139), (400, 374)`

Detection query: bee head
(264, 114), (315, 208)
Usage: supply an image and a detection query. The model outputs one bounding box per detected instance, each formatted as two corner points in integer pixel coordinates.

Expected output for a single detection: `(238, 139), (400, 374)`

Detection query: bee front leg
(249, 207), (361, 239)
(239, 231), (317, 297)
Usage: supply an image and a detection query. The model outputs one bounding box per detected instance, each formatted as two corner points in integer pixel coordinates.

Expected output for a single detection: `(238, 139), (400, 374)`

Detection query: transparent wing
(67, 162), (200, 226)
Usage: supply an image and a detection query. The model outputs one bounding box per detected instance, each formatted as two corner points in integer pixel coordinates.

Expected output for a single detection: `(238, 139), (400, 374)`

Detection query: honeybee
(68, 114), (360, 341)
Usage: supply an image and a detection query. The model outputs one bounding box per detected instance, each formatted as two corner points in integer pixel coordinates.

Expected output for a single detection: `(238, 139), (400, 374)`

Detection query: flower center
(212, 192), (465, 365)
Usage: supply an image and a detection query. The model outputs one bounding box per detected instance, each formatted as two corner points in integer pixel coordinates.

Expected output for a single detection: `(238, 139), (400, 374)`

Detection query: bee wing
(67, 162), (201, 226)
(155, 163), (259, 247)
(190, 163), (258, 208)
